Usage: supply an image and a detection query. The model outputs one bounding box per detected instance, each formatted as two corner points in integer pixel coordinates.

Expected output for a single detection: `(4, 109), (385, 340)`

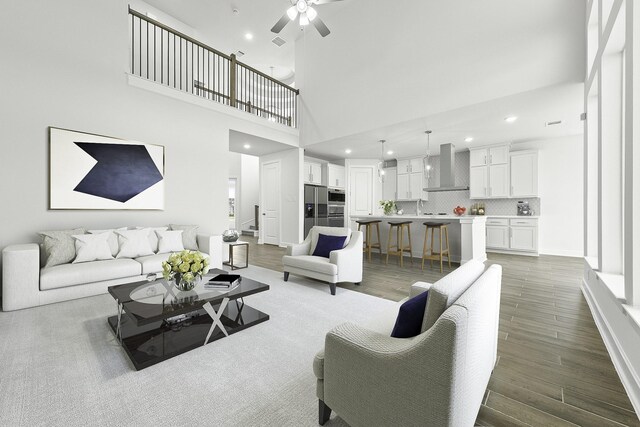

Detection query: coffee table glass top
(108, 269), (269, 325)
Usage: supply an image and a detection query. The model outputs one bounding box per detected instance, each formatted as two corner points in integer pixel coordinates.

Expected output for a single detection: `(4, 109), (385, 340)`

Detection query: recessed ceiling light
(345, 149), (352, 154)
(464, 137), (473, 143)
(243, 144), (251, 149)
(505, 116), (518, 123)
(387, 150), (394, 155)
(245, 33), (253, 40)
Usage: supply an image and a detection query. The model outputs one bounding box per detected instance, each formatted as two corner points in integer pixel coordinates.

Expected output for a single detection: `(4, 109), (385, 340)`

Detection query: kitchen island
(350, 214), (487, 264)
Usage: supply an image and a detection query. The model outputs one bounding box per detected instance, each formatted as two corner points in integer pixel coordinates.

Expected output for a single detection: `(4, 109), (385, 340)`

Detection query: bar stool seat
(421, 222), (451, 273)
(356, 220), (382, 262)
(386, 221), (413, 267)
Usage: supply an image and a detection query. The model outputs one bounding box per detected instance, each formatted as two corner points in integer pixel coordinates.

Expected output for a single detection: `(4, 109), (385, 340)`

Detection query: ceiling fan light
(296, 0), (308, 13)
(287, 6), (298, 20)
(299, 12), (310, 26)
(307, 6), (317, 21)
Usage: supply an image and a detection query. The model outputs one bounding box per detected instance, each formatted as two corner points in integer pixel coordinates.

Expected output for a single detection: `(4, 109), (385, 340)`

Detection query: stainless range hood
(424, 143), (470, 192)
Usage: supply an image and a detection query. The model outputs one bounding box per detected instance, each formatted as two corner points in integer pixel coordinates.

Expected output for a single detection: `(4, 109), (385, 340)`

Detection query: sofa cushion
(39, 228), (87, 268)
(422, 259), (486, 332)
(312, 234), (347, 258)
(282, 255), (338, 276)
(136, 252), (210, 275)
(115, 229), (154, 258)
(88, 228), (127, 257)
(136, 226), (168, 253)
(156, 229), (185, 254)
(309, 227), (351, 255)
(169, 224), (199, 250)
(40, 259), (142, 290)
(72, 232), (113, 263)
(391, 291), (429, 338)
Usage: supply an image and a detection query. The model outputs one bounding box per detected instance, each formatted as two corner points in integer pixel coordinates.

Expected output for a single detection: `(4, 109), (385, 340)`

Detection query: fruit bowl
(453, 206), (466, 216)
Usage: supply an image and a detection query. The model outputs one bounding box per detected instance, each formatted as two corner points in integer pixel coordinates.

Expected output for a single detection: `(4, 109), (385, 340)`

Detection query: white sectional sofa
(2, 233), (222, 311)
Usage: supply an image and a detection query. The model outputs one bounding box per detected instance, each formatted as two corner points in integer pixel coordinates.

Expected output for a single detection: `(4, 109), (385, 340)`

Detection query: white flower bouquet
(379, 200), (396, 215)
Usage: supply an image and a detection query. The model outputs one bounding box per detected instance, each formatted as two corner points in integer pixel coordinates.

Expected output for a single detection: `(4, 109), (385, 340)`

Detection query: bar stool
(386, 221), (413, 267)
(421, 222), (451, 273)
(356, 219), (382, 262)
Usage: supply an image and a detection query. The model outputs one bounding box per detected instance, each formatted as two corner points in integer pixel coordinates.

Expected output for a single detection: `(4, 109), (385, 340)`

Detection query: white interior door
(349, 167), (373, 216)
(261, 161), (280, 245)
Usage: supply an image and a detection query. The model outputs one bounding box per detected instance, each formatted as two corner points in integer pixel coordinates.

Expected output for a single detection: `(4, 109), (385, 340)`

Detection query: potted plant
(162, 250), (210, 291)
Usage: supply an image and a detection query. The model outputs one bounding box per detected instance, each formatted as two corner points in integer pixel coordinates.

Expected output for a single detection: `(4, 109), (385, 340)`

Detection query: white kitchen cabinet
(510, 151), (538, 197)
(488, 164), (509, 197)
(396, 157), (427, 200)
(470, 149), (488, 167)
(469, 166), (488, 198)
(486, 226), (510, 249)
(485, 217), (538, 254)
(489, 146), (509, 165)
(304, 161), (322, 185)
(327, 164), (345, 189)
(382, 167), (397, 200)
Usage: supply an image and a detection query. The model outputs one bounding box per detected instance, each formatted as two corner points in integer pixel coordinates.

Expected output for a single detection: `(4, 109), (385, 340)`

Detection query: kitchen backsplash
(394, 151), (541, 216)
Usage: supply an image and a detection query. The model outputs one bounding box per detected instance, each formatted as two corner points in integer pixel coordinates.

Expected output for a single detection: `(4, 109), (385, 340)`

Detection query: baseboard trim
(581, 280), (640, 416)
(539, 248), (583, 257)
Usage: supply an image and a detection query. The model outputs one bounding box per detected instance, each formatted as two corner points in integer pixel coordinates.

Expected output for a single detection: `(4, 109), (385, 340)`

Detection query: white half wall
(515, 135), (584, 257)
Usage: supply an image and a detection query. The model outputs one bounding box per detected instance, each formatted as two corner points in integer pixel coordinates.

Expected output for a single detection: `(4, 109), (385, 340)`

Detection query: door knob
(262, 213), (266, 216)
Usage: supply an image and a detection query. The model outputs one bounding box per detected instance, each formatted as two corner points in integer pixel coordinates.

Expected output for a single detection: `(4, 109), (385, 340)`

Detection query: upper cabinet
(326, 164), (346, 189)
(469, 145), (537, 199)
(304, 161), (322, 185)
(469, 145), (509, 199)
(396, 157), (428, 201)
(510, 151), (538, 197)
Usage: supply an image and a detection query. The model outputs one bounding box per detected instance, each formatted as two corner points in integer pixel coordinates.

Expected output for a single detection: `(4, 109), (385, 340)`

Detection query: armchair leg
(284, 272), (289, 281)
(329, 283), (336, 295)
(355, 282), (361, 286)
(319, 400), (332, 425)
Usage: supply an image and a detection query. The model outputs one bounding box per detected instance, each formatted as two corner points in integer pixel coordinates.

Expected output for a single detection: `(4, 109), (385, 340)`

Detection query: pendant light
(378, 139), (386, 183)
(423, 130), (433, 181)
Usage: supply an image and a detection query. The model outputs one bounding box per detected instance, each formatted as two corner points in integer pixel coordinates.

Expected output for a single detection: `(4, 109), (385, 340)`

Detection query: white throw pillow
(88, 227), (127, 257)
(115, 229), (155, 258)
(156, 230), (185, 254)
(136, 226), (168, 253)
(72, 232), (114, 263)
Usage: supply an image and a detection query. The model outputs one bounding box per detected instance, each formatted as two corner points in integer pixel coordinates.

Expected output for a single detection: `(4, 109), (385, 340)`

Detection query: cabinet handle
(490, 154), (493, 164)
(484, 155), (487, 165)
(511, 185), (514, 195)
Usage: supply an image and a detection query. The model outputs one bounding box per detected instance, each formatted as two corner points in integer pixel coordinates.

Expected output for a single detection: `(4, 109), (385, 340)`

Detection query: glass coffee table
(107, 268), (269, 370)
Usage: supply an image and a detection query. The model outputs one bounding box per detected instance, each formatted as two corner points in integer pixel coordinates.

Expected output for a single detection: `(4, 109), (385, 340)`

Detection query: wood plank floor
(239, 237), (639, 426)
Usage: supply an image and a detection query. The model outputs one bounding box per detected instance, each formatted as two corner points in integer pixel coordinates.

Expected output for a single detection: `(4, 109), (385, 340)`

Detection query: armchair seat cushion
(282, 255), (338, 276)
(40, 259), (142, 290)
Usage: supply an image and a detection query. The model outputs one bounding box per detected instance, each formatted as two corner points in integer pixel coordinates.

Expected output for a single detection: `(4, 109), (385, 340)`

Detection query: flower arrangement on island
(379, 200), (396, 216)
(162, 250), (210, 291)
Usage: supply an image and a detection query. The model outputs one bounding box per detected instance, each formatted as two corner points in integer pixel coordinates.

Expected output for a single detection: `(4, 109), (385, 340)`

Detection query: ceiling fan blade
(271, 12), (294, 34)
(312, 16), (331, 37)
(313, 0), (344, 4)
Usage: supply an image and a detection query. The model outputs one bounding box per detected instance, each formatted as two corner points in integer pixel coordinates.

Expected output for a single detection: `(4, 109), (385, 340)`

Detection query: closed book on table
(205, 274), (241, 288)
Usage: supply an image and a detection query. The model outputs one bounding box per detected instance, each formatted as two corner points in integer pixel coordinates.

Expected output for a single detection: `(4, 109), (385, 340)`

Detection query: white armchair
(282, 226), (363, 295)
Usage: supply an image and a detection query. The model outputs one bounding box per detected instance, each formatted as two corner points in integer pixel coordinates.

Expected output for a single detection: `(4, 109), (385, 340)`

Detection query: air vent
(545, 120), (562, 126)
(235, 50), (245, 58)
(272, 36), (286, 47)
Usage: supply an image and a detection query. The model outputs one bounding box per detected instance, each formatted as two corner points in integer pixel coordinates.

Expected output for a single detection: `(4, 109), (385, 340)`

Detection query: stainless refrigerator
(304, 184), (328, 238)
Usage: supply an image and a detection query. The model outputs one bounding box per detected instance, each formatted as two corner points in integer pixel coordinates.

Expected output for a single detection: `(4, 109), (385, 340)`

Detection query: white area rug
(0, 265), (396, 426)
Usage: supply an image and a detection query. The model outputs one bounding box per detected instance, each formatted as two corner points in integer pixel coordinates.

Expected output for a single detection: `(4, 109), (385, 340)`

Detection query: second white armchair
(282, 226), (363, 295)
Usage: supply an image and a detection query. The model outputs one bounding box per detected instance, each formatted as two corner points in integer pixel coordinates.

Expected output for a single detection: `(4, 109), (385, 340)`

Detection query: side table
(223, 241), (249, 270)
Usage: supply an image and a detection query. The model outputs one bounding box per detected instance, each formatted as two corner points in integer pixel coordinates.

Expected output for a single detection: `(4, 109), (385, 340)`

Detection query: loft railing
(128, 7), (299, 128)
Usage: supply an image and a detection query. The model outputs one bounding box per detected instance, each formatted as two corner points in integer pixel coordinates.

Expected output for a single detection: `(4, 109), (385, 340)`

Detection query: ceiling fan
(271, 0), (343, 38)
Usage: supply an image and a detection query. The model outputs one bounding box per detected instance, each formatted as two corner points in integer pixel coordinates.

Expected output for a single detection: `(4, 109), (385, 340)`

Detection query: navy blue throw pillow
(391, 291), (429, 338)
(312, 234), (347, 258)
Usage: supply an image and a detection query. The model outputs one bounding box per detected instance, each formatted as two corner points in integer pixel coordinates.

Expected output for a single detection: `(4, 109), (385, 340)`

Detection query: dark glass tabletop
(108, 269), (269, 326)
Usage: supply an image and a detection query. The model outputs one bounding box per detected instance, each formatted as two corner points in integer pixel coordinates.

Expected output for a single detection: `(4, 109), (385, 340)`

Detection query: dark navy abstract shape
(73, 142), (163, 203)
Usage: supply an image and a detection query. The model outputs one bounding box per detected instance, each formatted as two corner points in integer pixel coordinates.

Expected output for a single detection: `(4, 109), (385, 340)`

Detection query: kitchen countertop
(484, 215), (539, 218)
(351, 214), (486, 221)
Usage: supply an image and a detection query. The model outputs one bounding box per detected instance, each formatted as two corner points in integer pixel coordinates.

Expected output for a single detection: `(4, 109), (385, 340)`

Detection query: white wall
(0, 1), (297, 265)
(260, 148), (304, 246)
(515, 135), (584, 257)
(295, 0), (585, 146)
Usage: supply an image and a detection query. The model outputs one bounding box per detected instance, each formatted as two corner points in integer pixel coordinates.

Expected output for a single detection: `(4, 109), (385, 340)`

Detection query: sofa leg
(355, 282), (361, 286)
(284, 272), (289, 281)
(330, 283), (336, 295)
(319, 400), (332, 425)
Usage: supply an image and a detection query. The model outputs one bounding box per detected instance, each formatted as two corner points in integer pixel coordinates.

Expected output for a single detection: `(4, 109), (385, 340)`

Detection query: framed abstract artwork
(49, 127), (165, 210)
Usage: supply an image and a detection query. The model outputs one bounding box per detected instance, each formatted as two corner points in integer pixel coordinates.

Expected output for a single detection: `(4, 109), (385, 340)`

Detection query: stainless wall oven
(327, 189), (345, 228)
